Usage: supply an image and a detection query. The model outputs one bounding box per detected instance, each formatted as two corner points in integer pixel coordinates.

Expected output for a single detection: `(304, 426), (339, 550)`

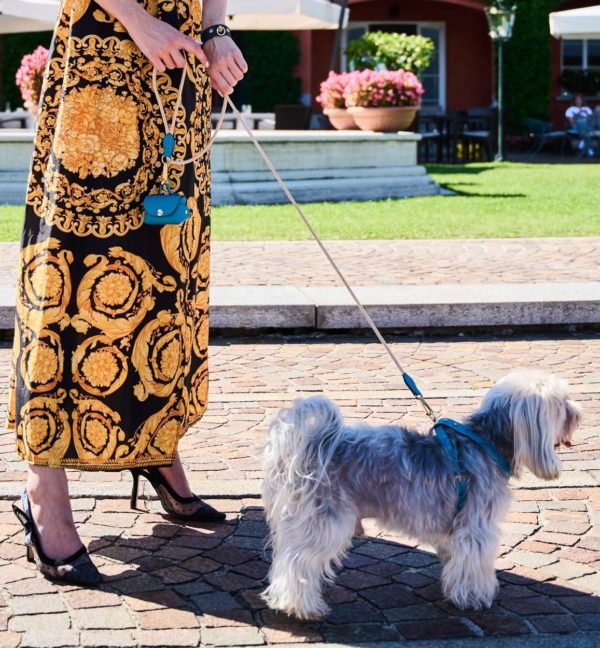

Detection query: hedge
(503, 0), (567, 133)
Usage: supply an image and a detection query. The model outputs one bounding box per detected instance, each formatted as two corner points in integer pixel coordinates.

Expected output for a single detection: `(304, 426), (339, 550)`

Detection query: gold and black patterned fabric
(6, 0), (212, 470)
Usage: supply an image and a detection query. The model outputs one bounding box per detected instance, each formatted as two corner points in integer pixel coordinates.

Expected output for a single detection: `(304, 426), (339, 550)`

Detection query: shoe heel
(130, 471), (139, 510)
(26, 544), (34, 563)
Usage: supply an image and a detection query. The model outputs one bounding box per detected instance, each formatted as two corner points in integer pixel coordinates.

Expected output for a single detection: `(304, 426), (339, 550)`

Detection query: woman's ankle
(26, 466), (82, 559)
(158, 455), (194, 498)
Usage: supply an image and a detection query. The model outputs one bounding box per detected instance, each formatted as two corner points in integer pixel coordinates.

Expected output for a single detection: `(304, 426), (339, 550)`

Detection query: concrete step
(2, 282), (600, 331)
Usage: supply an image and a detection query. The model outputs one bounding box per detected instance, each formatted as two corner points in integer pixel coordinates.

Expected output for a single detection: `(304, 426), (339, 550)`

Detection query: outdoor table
(0, 109), (31, 129)
(211, 111), (275, 130)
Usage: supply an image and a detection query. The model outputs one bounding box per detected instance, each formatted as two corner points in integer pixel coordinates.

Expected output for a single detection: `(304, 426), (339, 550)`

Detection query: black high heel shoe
(12, 491), (101, 586)
(130, 468), (226, 522)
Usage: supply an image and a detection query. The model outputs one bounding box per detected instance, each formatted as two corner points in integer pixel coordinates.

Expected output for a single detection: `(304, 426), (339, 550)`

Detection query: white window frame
(561, 39), (600, 71)
(341, 20), (447, 112)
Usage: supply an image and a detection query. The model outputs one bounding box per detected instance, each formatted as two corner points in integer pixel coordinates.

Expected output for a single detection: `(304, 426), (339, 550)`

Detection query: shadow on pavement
(87, 504), (599, 643)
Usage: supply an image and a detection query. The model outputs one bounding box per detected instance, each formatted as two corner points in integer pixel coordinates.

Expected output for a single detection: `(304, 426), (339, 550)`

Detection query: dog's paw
(261, 589), (330, 621)
(449, 593), (495, 611)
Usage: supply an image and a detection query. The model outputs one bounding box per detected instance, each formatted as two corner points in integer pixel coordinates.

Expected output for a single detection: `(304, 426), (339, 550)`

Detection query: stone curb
(1, 471), (596, 500)
(2, 282), (600, 331)
(0, 479), (263, 500)
(274, 635), (600, 648)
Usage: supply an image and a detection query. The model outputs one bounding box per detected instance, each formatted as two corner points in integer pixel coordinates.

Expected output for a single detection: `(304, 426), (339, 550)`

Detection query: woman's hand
(203, 36), (248, 96)
(126, 11), (209, 71)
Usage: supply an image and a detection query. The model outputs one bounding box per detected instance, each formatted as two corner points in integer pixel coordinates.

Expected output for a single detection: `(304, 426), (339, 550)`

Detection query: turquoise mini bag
(143, 64), (225, 226)
(143, 128), (190, 225)
(143, 181), (190, 225)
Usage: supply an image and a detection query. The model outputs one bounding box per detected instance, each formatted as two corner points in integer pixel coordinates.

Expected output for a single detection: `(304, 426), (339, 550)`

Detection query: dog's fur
(261, 370), (582, 619)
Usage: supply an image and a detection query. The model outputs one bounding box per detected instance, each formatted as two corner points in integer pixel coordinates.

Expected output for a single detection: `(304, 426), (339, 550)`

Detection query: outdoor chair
(462, 107), (495, 161)
(525, 117), (567, 157)
(442, 111), (468, 164)
(415, 114), (441, 163)
(568, 117), (596, 159)
(275, 105), (312, 130)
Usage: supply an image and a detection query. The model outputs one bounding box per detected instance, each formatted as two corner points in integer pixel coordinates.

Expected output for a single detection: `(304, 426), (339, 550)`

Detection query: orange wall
(298, 0), (493, 112)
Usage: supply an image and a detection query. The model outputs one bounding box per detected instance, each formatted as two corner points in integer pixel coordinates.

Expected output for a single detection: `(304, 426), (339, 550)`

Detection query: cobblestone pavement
(1, 238), (599, 289)
(1, 332), (599, 646)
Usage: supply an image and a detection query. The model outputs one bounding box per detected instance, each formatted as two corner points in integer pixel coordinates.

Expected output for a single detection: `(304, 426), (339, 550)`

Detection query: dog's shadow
(88, 505), (597, 642)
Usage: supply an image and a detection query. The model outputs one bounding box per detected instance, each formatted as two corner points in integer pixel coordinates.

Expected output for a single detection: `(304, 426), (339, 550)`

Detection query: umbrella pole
(329, 0), (348, 72)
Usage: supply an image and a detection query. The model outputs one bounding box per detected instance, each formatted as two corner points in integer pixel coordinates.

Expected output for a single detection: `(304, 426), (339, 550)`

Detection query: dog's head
(480, 370), (582, 480)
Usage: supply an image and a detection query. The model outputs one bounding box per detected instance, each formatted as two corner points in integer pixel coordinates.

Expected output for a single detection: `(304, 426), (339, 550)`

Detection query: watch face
(216, 25), (227, 36)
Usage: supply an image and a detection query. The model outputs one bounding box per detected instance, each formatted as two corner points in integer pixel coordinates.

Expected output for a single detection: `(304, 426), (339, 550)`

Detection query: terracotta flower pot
(347, 106), (418, 132)
(323, 107), (358, 130)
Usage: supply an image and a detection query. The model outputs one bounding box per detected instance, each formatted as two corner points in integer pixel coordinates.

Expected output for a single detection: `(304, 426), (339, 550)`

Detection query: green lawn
(1, 162), (599, 241)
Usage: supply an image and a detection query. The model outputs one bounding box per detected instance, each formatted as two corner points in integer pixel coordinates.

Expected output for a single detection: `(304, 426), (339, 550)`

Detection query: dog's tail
(262, 396), (344, 525)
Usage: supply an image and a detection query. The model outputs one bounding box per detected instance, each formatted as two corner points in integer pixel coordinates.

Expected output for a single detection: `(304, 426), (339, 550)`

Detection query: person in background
(565, 94), (594, 156)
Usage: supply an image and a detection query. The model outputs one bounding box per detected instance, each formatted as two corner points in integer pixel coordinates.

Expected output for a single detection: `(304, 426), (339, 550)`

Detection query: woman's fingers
(213, 71), (233, 96)
(233, 49), (248, 74)
(178, 36), (210, 68)
(226, 58), (245, 83)
(204, 37), (248, 95)
(168, 47), (187, 69)
(218, 65), (238, 90)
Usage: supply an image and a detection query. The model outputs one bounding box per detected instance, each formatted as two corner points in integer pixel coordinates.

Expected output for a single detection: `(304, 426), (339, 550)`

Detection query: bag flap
(143, 193), (187, 219)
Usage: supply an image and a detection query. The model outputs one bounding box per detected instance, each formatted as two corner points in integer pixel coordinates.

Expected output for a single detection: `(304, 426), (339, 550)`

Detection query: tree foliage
(345, 32), (434, 75)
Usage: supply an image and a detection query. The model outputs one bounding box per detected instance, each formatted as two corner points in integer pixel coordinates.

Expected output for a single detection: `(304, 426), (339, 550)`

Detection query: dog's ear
(511, 392), (561, 480)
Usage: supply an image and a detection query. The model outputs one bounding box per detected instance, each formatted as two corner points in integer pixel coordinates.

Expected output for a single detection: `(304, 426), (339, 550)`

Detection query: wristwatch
(201, 24), (231, 44)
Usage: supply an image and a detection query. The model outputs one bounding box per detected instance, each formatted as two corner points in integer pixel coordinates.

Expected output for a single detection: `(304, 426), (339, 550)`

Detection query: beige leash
(151, 66), (437, 423)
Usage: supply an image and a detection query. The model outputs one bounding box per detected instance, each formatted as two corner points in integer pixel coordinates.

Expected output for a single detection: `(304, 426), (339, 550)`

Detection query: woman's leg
(27, 466), (83, 559)
(158, 453), (194, 498)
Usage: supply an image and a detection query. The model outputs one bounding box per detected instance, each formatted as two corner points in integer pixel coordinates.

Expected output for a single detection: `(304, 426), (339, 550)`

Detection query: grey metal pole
(496, 39), (504, 162)
(329, 0), (349, 72)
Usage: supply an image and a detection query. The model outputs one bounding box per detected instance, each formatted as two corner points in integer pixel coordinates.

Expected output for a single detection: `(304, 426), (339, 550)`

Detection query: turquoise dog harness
(433, 417), (513, 516)
(401, 372), (512, 516)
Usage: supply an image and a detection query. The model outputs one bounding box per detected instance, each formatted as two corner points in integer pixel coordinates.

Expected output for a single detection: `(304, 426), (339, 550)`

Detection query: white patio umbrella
(0, 0), (348, 33)
(549, 5), (600, 39)
(0, 0), (58, 33)
(227, 0), (348, 30)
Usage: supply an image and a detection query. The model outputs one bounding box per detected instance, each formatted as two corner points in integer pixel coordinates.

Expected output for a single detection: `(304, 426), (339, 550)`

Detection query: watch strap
(202, 24), (231, 43)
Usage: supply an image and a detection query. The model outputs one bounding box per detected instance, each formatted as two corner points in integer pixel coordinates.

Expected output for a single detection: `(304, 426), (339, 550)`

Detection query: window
(561, 39), (600, 71)
(342, 22), (446, 112)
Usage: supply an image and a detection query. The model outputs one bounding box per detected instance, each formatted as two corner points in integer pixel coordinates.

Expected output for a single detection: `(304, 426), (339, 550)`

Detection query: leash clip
(417, 396), (437, 423)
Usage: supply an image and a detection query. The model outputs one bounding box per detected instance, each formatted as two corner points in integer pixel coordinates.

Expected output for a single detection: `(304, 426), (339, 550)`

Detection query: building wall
(297, 0), (493, 112)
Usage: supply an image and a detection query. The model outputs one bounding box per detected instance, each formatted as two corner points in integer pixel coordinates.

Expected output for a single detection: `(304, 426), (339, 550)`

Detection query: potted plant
(315, 71), (357, 130)
(15, 45), (49, 120)
(344, 69), (424, 132)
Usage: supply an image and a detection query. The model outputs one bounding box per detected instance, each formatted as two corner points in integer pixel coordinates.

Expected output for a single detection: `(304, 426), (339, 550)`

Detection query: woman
(7, 0), (247, 585)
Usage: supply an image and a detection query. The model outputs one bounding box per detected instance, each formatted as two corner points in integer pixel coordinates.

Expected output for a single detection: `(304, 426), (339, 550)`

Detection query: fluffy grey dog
(261, 370), (582, 619)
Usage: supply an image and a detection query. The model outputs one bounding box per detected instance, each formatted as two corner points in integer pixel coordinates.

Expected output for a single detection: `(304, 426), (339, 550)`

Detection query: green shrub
(239, 31), (301, 110)
(345, 32), (434, 75)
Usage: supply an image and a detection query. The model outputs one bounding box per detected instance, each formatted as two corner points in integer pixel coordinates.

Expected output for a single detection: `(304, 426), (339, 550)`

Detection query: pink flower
(340, 69), (424, 108)
(315, 71), (355, 109)
(15, 45), (49, 109)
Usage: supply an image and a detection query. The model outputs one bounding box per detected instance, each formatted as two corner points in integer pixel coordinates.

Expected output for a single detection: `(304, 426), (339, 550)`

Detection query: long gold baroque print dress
(6, 0), (212, 470)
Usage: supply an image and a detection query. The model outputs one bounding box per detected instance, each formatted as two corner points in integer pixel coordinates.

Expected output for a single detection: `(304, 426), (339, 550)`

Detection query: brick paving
(0, 238), (599, 289)
(1, 331), (599, 645)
